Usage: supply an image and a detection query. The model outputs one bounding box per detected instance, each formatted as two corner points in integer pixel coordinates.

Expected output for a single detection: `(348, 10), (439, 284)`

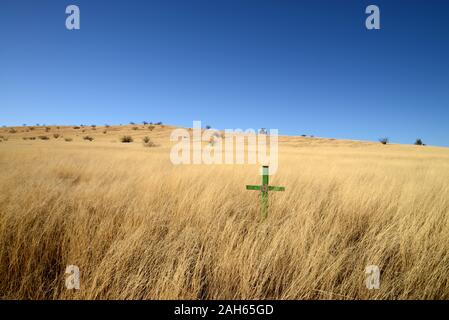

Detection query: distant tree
(379, 137), (389, 145)
(415, 138), (424, 146)
(205, 125), (212, 130)
(130, 122), (135, 125)
(143, 121), (148, 125)
(156, 121), (163, 125)
(259, 128), (267, 134)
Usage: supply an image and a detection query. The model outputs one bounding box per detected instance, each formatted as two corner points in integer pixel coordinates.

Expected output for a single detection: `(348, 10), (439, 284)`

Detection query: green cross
(246, 166), (285, 219)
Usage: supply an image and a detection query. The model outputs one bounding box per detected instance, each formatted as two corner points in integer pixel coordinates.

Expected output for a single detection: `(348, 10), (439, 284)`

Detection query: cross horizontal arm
(268, 186), (285, 191)
(246, 185), (261, 190)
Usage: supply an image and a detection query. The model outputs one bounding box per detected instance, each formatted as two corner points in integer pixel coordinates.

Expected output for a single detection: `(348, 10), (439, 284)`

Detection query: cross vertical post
(246, 166), (285, 219)
(261, 166), (269, 219)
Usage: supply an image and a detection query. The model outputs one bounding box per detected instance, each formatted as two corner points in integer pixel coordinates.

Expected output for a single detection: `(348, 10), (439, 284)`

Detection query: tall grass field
(1, 125), (448, 299)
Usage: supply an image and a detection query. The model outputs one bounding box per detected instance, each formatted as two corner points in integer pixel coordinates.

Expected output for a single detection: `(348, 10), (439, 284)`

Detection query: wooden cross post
(246, 166), (285, 219)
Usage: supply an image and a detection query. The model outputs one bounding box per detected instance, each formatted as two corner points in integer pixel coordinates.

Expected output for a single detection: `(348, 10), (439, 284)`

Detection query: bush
(83, 136), (94, 141)
(103, 130), (107, 134)
(415, 138), (424, 146)
(142, 136), (156, 147)
(379, 137), (389, 145)
(73, 126), (81, 129)
(29, 137), (36, 140)
(132, 127), (139, 130)
(121, 136), (133, 143)
(38, 135), (50, 140)
(53, 134), (60, 139)
(29, 127), (35, 131)
(45, 127), (51, 132)
(65, 138), (73, 142)
(148, 125), (155, 131)
(8, 128), (17, 134)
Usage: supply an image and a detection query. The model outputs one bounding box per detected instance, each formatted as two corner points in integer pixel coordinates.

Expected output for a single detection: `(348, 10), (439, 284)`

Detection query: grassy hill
(1, 124), (449, 299)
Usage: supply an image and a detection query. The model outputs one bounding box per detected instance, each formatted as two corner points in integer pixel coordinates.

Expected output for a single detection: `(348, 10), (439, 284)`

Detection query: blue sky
(1, 0), (448, 146)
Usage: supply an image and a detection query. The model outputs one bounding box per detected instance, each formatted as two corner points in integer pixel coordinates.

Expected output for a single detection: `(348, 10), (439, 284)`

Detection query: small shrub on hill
(121, 136), (133, 143)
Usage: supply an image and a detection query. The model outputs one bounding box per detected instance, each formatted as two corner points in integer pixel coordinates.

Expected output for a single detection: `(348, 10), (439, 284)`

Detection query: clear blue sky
(1, 0), (448, 146)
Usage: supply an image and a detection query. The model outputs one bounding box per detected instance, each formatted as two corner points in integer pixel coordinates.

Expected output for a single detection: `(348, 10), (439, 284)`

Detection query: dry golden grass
(1, 125), (449, 299)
